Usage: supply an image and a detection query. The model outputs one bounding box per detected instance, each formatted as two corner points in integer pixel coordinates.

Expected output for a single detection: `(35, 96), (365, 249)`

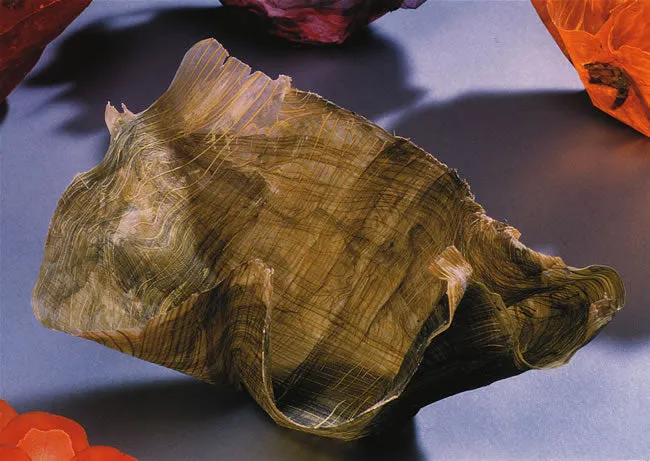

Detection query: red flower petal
(0, 444), (32, 461)
(0, 400), (18, 432)
(16, 428), (76, 461)
(72, 446), (138, 461)
(0, 411), (89, 454)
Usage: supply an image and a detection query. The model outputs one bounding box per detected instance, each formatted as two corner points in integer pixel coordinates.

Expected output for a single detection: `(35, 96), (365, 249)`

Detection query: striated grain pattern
(33, 39), (624, 440)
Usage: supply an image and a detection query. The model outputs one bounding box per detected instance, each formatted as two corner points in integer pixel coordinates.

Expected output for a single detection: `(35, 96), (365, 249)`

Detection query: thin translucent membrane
(0, 0), (92, 102)
(218, 0), (427, 44)
(532, 0), (650, 137)
(33, 39), (624, 440)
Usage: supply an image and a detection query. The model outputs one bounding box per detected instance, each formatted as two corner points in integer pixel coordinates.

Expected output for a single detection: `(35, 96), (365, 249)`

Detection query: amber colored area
(532, 0), (650, 137)
(0, 0), (92, 102)
(0, 400), (136, 460)
(72, 446), (137, 461)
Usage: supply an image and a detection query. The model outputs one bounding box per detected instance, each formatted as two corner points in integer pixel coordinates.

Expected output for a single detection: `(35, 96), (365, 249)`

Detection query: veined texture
(33, 39), (624, 440)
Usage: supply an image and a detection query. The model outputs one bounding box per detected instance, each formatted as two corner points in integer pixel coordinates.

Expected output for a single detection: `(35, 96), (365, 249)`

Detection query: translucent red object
(0, 0), (92, 102)
(0, 412), (90, 455)
(532, 0), (650, 138)
(0, 399), (136, 460)
(220, 0), (426, 44)
(72, 446), (138, 461)
(0, 445), (31, 461)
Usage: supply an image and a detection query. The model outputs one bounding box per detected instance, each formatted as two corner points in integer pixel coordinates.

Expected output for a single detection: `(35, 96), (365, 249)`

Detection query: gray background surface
(1, 1), (649, 459)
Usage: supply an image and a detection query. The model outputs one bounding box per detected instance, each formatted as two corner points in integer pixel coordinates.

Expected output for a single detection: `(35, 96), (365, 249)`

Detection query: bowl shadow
(27, 5), (422, 136)
(393, 89), (650, 340)
(16, 377), (426, 460)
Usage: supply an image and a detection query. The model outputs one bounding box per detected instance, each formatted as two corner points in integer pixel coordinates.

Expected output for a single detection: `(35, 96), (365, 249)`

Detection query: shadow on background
(16, 379), (250, 459)
(0, 100), (7, 125)
(394, 90), (650, 340)
(18, 378), (425, 461)
(27, 5), (421, 134)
